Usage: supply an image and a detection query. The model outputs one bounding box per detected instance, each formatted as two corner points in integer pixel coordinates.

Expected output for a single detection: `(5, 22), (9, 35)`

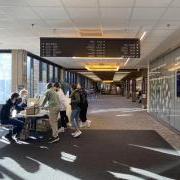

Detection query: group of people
(0, 89), (28, 141)
(0, 83), (91, 144)
(42, 82), (90, 143)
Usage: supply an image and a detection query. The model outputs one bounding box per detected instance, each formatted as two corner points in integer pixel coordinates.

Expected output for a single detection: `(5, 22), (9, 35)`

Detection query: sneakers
(80, 122), (86, 128)
(80, 120), (91, 128)
(71, 132), (77, 136)
(86, 120), (91, 128)
(58, 127), (65, 133)
(73, 131), (82, 138)
(2, 134), (16, 143)
(48, 136), (60, 143)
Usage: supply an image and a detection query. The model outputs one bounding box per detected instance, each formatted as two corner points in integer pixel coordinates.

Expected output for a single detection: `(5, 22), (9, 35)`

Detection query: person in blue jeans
(0, 93), (24, 141)
(70, 84), (82, 138)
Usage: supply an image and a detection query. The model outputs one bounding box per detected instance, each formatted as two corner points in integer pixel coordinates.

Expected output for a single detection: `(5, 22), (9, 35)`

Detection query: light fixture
(103, 80), (113, 83)
(72, 56), (123, 60)
(85, 64), (119, 72)
(124, 58), (130, 66)
(169, 65), (180, 72)
(78, 72), (101, 81)
(113, 72), (130, 82)
(140, 31), (147, 41)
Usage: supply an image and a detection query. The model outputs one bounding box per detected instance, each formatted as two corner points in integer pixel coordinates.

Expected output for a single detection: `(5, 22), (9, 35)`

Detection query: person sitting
(0, 93), (25, 141)
(15, 89), (28, 113)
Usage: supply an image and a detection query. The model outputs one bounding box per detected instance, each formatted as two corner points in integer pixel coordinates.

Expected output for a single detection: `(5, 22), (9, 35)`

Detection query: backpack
(79, 90), (87, 107)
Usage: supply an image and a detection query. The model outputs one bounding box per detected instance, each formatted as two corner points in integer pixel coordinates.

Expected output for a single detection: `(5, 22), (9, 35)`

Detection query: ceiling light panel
(113, 72), (129, 81)
(73, 18), (100, 29)
(132, 8), (165, 20)
(67, 8), (99, 19)
(32, 7), (68, 19)
(62, 0), (97, 8)
(99, 0), (134, 7)
(2, 7), (39, 19)
(101, 19), (127, 29)
(79, 72), (101, 81)
(162, 8), (180, 20)
(26, 0), (62, 7)
(0, 0), (28, 6)
(85, 64), (119, 72)
(155, 21), (180, 30)
(150, 29), (175, 37)
(171, 0), (180, 7)
(135, 0), (172, 7)
(100, 8), (132, 19)
(45, 19), (74, 29)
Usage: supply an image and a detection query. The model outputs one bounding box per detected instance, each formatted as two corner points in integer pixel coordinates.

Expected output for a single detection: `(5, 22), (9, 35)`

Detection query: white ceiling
(0, 0), (180, 69)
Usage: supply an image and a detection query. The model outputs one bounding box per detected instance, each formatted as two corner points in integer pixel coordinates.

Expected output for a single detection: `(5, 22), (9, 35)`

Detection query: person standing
(54, 82), (69, 133)
(42, 83), (60, 143)
(70, 84), (82, 138)
(78, 86), (91, 128)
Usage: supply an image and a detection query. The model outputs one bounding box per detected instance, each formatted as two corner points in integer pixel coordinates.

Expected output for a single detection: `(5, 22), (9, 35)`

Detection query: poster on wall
(177, 71), (180, 97)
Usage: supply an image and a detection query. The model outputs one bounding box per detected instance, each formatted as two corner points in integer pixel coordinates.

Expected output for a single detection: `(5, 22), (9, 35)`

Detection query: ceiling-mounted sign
(40, 37), (140, 58)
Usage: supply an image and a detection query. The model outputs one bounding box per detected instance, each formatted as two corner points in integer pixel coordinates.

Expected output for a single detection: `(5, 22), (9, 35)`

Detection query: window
(27, 56), (34, 97)
(54, 67), (58, 82)
(26, 53), (61, 97)
(34, 59), (40, 97)
(0, 53), (12, 104)
(49, 65), (54, 82)
(39, 62), (48, 96)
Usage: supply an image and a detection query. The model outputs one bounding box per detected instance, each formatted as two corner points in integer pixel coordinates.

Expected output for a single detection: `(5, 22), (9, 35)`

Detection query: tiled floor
(88, 95), (180, 150)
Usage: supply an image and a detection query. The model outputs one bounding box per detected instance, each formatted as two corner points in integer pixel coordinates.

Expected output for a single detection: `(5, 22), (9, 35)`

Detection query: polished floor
(0, 96), (180, 180)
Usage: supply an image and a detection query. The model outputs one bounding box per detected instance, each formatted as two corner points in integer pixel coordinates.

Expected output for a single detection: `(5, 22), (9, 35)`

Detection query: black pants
(58, 111), (69, 128)
(80, 105), (88, 122)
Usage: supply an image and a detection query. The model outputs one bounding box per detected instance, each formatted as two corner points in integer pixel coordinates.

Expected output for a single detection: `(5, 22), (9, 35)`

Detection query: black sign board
(40, 38), (140, 58)
(177, 71), (180, 97)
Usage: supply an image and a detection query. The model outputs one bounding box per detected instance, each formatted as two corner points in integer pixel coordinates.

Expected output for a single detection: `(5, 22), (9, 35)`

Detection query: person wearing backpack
(78, 85), (91, 128)
(70, 84), (82, 138)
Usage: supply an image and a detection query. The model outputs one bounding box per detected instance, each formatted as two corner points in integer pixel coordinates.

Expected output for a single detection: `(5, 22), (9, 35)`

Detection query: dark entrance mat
(0, 130), (179, 180)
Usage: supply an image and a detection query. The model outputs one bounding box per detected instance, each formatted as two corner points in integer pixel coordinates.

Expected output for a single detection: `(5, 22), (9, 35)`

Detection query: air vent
(79, 29), (103, 37)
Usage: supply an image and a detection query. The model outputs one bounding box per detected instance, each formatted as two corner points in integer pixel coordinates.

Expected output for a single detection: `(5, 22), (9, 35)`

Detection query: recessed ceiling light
(85, 64), (119, 72)
(103, 80), (113, 83)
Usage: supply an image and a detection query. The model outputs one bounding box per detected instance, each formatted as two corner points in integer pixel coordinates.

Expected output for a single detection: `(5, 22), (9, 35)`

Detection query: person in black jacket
(70, 84), (82, 138)
(0, 93), (24, 140)
(78, 85), (91, 128)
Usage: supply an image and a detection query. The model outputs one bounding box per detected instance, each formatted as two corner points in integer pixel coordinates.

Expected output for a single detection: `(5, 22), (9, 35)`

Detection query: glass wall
(33, 59), (40, 97)
(49, 65), (53, 82)
(0, 53), (12, 104)
(27, 54), (61, 97)
(54, 67), (58, 82)
(149, 47), (180, 131)
(27, 56), (34, 97)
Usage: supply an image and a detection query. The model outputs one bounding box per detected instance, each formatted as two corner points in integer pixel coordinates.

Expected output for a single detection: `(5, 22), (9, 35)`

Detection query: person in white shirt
(54, 82), (69, 133)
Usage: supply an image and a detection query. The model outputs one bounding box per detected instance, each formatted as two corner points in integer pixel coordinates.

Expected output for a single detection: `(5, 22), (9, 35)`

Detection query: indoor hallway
(0, 96), (180, 180)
